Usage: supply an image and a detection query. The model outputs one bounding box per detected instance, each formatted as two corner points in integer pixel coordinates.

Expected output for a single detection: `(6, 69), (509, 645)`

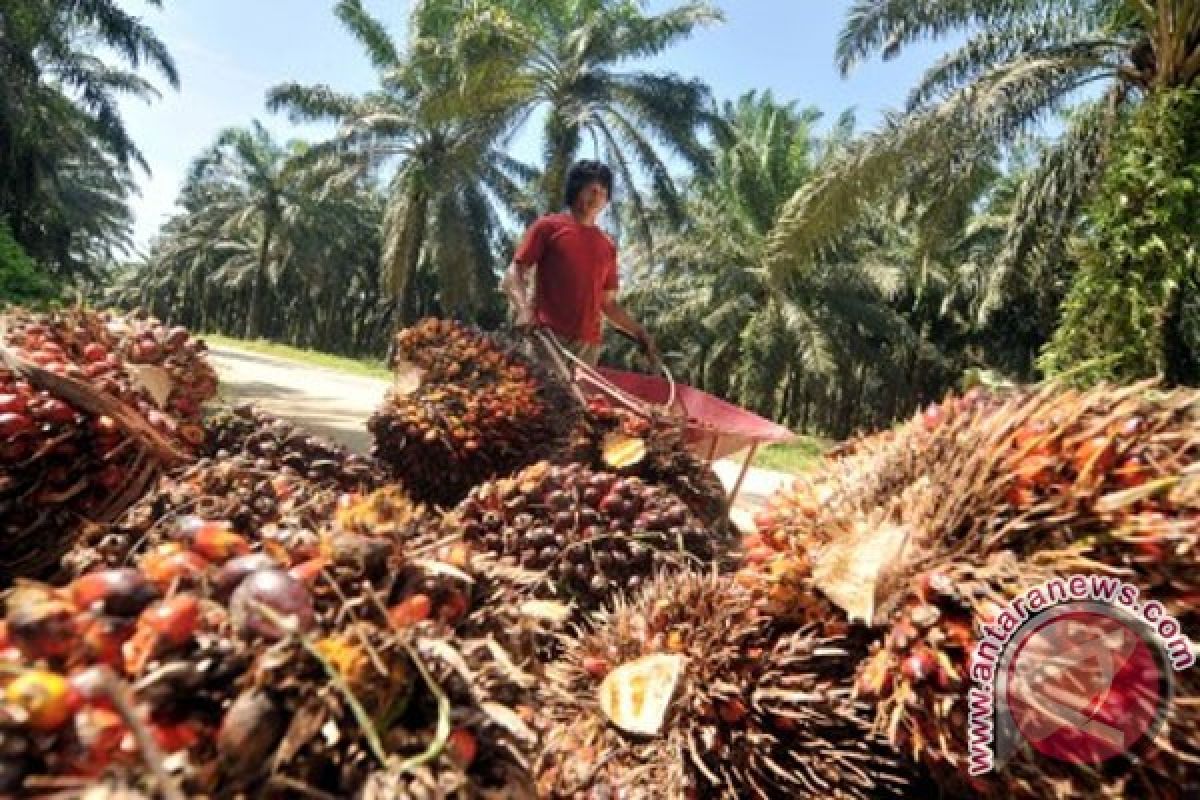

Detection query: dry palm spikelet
(368, 318), (581, 507)
(451, 461), (728, 615)
(758, 381), (1200, 798)
(536, 570), (914, 799)
(560, 395), (730, 528)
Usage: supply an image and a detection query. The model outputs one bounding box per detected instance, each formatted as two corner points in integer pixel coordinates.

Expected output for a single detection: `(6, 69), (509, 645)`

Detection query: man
(501, 160), (657, 367)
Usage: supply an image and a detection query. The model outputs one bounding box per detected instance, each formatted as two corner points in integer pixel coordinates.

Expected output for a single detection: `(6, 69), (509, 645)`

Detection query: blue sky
(116, 1), (951, 250)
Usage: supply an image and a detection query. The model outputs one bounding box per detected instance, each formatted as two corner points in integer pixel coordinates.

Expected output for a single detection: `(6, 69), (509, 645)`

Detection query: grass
(202, 333), (391, 380)
(750, 436), (830, 474)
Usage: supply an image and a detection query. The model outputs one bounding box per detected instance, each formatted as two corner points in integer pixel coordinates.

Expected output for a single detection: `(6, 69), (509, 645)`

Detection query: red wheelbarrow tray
(588, 367), (797, 510)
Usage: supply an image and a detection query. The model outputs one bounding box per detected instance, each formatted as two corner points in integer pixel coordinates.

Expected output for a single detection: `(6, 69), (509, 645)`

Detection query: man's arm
(501, 260), (536, 327)
(602, 291), (658, 361)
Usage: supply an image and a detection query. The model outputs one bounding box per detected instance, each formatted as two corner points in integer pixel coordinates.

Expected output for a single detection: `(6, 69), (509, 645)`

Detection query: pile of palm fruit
(5, 309), (1199, 799)
(1, 308), (218, 581)
(749, 381), (1200, 799)
(0, 485), (540, 798)
(368, 319), (579, 507)
(59, 404), (387, 579)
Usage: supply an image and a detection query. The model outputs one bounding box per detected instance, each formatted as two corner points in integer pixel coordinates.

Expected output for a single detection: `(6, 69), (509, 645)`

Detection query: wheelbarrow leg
(724, 443), (759, 518)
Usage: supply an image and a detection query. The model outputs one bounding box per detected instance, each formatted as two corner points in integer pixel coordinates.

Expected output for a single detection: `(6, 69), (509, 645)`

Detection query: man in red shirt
(501, 160), (657, 366)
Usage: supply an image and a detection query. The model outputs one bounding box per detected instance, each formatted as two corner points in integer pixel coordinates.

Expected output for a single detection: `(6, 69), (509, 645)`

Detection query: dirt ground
(207, 344), (792, 527)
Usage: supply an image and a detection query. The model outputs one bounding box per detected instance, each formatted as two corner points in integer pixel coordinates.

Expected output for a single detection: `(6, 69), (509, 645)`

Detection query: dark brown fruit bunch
(454, 461), (728, 612)
(202, 403), (386, 491)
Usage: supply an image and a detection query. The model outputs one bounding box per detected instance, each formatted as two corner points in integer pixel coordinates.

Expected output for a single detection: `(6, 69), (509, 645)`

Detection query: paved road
(207, 344), (794, 526)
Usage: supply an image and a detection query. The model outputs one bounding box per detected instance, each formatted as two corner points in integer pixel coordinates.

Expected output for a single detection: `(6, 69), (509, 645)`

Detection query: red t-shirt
(513, 212), (618, 344)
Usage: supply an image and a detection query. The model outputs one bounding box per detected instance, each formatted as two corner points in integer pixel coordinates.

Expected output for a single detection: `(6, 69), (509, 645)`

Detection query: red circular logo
(1003, 608), (1167, 765)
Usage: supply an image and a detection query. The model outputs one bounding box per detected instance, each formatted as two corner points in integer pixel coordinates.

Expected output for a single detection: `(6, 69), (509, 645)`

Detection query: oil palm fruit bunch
(757, 382), (1200, 799)
(0, 375), (165, 583)
(535, 570), (915, 799)
(1, 309), (216, 580)
(359, 631), (542, 800)
(60, 455), (341, 578)
(203, 403), (386, 491)
(2, 306), (216, 441)
(561, 395), (729, 527)
(368, 318), (579, 507)
(452, 461), (726, 613)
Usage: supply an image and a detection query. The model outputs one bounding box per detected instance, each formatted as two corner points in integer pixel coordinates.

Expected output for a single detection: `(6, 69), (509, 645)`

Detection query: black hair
(564, 160), (614, 208)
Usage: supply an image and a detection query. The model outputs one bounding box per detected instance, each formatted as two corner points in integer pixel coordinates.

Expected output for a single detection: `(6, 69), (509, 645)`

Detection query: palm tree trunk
(245, 215), (275, 339)
(541, 111), (581, 212)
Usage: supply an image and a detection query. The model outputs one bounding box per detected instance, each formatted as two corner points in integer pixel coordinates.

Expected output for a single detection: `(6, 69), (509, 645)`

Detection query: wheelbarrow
(527, 328), (797, 512)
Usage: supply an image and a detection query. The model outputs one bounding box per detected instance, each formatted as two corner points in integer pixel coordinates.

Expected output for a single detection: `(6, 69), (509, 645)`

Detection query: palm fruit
(536, 570), (915, 799)
(561, 395), (730, 528)
(453, 461), (728, 613)
(2, 307), (216, 439)
(1, 486), (536, 798)
(202, 403), (386, 491)
(757, 381), (1200, 799)
(1, 309), (217, 581)
(60, 456), (340, 578)
(368, 318), (579, 507)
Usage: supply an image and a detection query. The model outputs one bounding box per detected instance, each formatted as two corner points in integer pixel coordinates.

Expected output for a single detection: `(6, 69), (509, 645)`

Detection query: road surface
(207, 344), (793, 527)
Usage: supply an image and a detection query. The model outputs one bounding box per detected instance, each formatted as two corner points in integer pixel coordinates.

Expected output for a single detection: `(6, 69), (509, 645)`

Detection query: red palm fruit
(0, 393), (28, 413)
(1112, 454), (1151, 488)
(68, 666), (116, 710)
(388, 594), (433, 628)
(901, 647), (937, 685)
(7, 599), (78, 659)
(141, 595), (201, 647)
(287, 557), (331, 586)
(79, 614), (135, 669)
(446, 727), (479, 767)
(717, 698), (749, 725)
(71, 569), (159, 617)
(437, 590), (470, 625)
(0, 411), (35, 437)
(149, 717), (201, 753)
(82, 342), (108, 363)
(141, 546), (211, 589)
(188, 522), (250, 563)
(1072, 434), (1117, 478)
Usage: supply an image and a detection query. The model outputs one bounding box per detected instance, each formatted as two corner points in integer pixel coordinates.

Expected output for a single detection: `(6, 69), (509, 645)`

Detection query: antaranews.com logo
(967, 574), (1195, 774)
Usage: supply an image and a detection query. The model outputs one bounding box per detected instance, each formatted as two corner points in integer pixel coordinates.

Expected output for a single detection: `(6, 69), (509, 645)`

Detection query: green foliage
(767, 0), (1200, 367)
(0, 221), (60, 308)
(1040, 88), (1200, 385)
(0, 0), (175, 277)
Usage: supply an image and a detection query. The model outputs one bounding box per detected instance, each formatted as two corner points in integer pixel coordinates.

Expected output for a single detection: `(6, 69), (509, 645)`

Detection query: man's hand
(501, 261), (536, 330)
(636, 328), (660, 366)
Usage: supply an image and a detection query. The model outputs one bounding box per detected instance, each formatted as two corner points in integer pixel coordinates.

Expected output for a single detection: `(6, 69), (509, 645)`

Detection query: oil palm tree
(0, 0), (176, 275)
(498, 0), (721, 232)
(268, 0), (535, 324)
(182, 121), (323, 339)
(767, 0), (1200, 304)
(623, 92), (915, 432)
